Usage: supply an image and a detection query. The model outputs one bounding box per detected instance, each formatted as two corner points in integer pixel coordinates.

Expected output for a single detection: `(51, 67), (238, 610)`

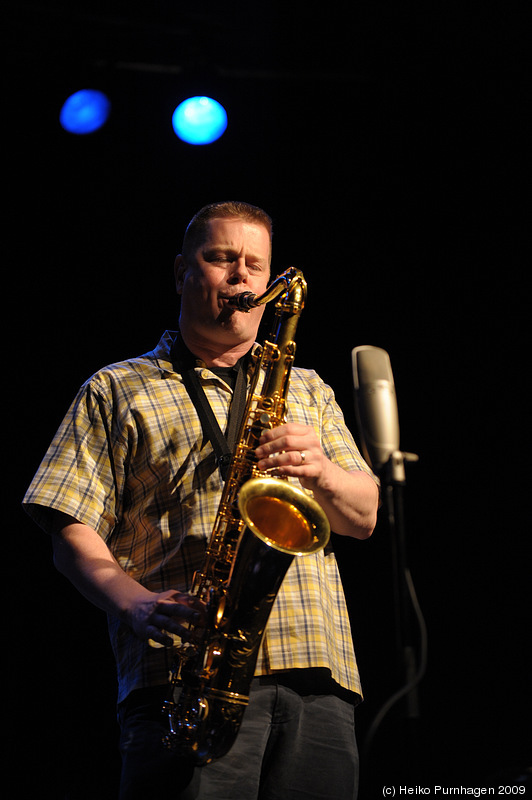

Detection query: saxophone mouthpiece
(228, 292), (258, 312)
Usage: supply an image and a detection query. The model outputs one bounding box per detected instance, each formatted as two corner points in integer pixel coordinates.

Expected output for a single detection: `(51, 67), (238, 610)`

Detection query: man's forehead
(205, 217), (268, 238)
(202, 218), (271, 255)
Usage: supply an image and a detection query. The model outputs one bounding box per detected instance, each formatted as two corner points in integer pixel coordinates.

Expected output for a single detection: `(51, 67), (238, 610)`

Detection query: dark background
(8, 2), (529, 797)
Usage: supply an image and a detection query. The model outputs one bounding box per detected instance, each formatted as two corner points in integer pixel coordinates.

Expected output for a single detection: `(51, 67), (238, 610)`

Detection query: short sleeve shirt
(23, 331), (375, 703)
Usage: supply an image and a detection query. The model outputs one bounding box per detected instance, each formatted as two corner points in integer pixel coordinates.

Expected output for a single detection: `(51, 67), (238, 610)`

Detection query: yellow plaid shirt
(23, 331), (375, 704)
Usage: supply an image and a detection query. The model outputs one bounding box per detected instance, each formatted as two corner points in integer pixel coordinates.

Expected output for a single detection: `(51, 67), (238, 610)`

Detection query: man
(23, 201), (379, 799)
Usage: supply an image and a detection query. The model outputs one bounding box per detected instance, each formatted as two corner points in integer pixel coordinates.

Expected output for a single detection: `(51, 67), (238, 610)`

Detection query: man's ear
(174, 255), (187, 294)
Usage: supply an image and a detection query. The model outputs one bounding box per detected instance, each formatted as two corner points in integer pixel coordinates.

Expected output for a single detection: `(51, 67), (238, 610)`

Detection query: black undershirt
(209, 364), (239, 390)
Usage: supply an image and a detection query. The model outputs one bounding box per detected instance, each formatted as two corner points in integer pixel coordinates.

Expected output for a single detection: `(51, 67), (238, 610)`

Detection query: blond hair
(182, 201), (273, 260)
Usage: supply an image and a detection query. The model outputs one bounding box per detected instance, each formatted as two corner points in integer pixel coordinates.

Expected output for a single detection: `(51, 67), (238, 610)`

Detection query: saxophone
(163, 267), (330, 765)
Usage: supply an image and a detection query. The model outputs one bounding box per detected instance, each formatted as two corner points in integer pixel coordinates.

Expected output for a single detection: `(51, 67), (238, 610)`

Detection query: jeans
(118, 675), (359, 800)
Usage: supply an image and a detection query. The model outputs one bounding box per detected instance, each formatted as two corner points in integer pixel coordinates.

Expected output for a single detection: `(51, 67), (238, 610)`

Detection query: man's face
(175, 217), (271, 351)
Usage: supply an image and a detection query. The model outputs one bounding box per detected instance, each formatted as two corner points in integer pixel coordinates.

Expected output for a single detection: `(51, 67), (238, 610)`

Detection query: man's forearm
(309, 466), (379, 539)
(51, 515), (204, 646)
(52, 518), (153, 620)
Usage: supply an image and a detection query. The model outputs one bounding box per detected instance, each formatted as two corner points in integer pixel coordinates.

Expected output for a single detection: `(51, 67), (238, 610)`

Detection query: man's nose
(227, 258), (248, 283)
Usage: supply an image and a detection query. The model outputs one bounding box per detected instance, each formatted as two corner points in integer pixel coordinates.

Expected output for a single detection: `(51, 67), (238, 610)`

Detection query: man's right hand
(126, 588), (206, 647)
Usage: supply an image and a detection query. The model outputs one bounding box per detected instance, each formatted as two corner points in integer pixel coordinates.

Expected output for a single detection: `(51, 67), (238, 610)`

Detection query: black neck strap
(171, 334), (249, 481)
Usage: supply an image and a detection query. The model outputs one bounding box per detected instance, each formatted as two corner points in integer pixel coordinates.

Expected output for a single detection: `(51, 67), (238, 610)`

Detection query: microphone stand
(381, 450), (422, 717)
(362, 449), (426, 777)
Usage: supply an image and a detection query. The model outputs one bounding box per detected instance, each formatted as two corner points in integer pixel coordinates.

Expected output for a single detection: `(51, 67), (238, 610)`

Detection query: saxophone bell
(238, 477), (329, 555)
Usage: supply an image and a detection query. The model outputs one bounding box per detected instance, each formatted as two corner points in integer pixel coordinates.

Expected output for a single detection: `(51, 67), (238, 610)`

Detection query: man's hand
(126, 588), (206, 647)
(255, 422), (327, 488)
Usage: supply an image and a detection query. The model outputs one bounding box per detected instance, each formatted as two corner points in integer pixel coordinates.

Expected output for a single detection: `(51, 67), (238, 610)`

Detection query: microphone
(352, 345), (400, 472)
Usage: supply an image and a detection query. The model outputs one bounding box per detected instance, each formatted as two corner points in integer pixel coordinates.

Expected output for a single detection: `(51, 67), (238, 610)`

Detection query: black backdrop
(8, 2), (530, 797)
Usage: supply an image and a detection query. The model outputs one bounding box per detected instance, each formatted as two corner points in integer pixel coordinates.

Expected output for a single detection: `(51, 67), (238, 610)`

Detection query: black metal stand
(360, 449), (426, 773)
(381, 450), (423, 721)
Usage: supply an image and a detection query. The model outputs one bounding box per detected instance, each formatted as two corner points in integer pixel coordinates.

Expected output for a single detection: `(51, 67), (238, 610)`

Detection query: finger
(259, 422), (306, 441)
(159, 592), (206, 617)
(160, 603), (203, 625)
(146, 624), (175, 648)
(150, 613), (202, 646)
(257, 449), (306, 473)
(256, 437), (299, 458)
(282, 450), (307, 467)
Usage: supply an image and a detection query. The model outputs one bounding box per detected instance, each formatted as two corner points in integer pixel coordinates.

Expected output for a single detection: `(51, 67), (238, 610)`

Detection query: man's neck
(179, 329), (253, 367)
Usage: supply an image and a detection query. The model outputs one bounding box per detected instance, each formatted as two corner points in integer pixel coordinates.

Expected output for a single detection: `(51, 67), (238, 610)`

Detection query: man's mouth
(219, 294), (244, 307)
(217, 295), (240, 315)
(219, 292), (256, 312)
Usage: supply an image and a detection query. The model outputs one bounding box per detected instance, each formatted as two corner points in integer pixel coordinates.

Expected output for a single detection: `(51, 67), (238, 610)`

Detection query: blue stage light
(172, 96), (228, 145)
(59, 89), (111, 134)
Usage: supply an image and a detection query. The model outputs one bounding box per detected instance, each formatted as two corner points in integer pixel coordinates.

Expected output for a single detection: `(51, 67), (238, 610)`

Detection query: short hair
(182, 201), (273, 261)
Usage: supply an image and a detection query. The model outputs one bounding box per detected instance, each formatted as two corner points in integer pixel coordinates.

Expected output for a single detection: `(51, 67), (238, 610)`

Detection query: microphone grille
(352, 345), (393, 387)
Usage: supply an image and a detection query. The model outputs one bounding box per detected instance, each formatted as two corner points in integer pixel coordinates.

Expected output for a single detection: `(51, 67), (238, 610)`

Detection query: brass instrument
(163, 267), (330, 765)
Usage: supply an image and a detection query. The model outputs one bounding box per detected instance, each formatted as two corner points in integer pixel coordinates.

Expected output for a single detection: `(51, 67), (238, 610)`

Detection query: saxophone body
(163, 267), (330, 765)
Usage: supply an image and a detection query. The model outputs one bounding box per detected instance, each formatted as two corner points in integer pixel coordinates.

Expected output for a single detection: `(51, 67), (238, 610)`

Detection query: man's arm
(51, 513), (204, 645)
(302, 462), (378, 539)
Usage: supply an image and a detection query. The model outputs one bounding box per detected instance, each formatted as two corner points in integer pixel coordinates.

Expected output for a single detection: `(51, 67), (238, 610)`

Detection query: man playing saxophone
(23, 201), (379, 799)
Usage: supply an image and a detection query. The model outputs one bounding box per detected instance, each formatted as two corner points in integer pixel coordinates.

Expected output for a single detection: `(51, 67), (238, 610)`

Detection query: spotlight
(59, 89), (111, 135)
(172, 96), (227, 145)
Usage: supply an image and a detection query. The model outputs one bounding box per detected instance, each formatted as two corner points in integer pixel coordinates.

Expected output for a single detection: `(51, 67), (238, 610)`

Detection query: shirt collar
(149, 330), (257, 378)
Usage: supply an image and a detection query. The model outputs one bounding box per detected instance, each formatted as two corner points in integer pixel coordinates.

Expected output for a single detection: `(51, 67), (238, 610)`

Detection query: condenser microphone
(352, 345), (400, 472)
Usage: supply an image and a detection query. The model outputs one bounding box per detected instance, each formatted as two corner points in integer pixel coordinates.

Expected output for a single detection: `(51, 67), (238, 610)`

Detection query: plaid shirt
(23, 331), (374, 703)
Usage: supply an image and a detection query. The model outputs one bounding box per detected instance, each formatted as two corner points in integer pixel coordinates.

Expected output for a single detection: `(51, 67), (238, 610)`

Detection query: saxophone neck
(227, 267), (306, 313)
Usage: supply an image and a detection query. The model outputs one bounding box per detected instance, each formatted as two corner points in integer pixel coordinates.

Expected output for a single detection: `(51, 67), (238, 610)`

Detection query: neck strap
(171, 334), (248, 481)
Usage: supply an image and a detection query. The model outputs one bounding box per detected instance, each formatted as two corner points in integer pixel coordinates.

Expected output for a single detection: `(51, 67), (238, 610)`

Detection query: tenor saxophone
(163, 267), (330, 765)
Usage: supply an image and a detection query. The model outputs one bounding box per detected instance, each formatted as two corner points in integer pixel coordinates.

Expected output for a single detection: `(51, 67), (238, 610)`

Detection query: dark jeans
(118, 675), (359, 800)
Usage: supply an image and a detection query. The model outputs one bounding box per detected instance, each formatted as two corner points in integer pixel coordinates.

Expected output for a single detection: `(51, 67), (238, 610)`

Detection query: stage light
(59, 89), (111, 134)
(172, 96), (227, 145)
